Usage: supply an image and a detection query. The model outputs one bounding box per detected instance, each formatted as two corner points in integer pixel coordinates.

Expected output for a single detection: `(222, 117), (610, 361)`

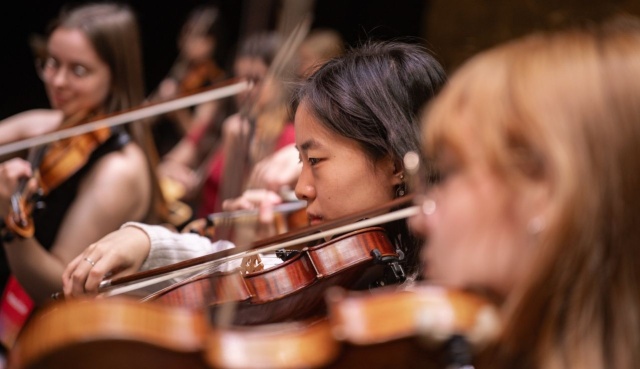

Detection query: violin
(322, 284), (499, 369)
(142, 226), (404, 326)
(10, 283), (499, 369)
(90, 195), (417, 298)
(4, 113), (111, 238)
(204, 284), (500, 369)
(8, 297), (211, 369)
(179, 59), (225, 94)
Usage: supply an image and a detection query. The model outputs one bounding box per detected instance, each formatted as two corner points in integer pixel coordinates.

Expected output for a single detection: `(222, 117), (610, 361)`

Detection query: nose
(294, 166), (316, 202)
(47, 67), (69, 87)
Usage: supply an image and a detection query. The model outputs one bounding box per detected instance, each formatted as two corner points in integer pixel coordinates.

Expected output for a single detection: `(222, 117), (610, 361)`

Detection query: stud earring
(422, 198), (436, 216)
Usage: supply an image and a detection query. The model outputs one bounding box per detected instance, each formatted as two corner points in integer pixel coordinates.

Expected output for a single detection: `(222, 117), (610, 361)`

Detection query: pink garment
(196, 123), (295, 218)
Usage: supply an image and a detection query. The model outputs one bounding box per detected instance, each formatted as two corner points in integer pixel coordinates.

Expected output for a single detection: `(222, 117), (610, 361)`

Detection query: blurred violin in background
(9, 283), (499, 369)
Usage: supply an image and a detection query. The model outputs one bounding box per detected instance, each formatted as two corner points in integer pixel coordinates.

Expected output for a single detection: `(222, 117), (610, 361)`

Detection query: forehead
(294, 100), (365, 155)
(294, 101), (329, 147)
(48, 27), (101, 63)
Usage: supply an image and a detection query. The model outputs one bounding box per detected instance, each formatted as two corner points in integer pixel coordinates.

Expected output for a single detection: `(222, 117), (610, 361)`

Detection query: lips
(307, 213), (323, 226)
(50, 93), (70, 109)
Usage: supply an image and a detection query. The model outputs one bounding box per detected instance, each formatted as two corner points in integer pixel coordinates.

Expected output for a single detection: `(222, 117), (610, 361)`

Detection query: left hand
(0, 158), (36, 217)
(222, 189), (284, 240)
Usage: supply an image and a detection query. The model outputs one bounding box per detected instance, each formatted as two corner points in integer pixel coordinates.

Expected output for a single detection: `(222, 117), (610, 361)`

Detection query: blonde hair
(422, 16), (640, 369)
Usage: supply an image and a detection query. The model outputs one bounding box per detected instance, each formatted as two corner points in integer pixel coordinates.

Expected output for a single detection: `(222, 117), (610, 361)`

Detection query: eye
(308, 157), (320, 166)
(71, 64), (89, 78)
(42, 57), (58, 70)
(427, 162), (455, 186)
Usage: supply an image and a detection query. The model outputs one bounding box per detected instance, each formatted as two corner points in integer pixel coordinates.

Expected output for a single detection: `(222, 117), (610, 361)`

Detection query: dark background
(1, 0), (639, 121)
(0, 0), (429, 120)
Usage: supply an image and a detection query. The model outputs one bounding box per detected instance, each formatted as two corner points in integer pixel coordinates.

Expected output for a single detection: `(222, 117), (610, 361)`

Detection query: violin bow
(96, 195), (418, 297)
(0, 78), (250, 158)
(214, 15), (312, 213)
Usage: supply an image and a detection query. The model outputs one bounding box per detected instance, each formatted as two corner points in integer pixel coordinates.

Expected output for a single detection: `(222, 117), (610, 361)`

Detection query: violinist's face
(409, 131), (538, 299)
(180, 34), (214, 63)
(41, 28), (111, 118)
(233, 56), (269, 108)
(294, 101), (401, 226)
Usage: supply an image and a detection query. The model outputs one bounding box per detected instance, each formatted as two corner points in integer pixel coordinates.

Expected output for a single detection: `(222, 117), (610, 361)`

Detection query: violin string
(0, 80), (250, 157)
(99, 205), (419, 297)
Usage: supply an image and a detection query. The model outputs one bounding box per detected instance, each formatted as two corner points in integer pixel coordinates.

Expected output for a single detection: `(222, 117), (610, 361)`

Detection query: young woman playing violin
(0, 2), (155, 330)
(157, 31), (295, 219)
(409, 16), (640, 369)
(63, 40), (448, 299)
(151, 4), (228, 157)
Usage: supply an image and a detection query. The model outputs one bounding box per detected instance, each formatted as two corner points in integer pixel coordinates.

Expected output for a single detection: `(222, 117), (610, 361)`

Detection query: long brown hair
(50, 3), (163, 222)
(422, 16), (640, 369)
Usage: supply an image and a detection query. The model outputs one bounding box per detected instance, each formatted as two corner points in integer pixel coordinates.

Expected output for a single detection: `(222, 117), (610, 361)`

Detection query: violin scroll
(3, 175), (42, 239)
(4, 193), (35, 239)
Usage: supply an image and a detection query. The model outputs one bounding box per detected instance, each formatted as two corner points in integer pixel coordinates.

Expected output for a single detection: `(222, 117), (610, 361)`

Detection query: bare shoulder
(80, 142), (151, 202)
(90, 143), (149, 185)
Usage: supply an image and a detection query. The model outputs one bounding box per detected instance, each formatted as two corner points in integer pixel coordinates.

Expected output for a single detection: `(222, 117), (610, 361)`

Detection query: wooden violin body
(145, 226), (401, 325)
(9, 283), (499, 369)
(9, 298), (210, 369)
(322, 284), (500, 369)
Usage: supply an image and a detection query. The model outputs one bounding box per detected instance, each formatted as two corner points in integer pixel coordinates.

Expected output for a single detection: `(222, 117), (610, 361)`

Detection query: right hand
(62, 226), (151, 297)
(157, 159), (198, 197)
(246, 144), (301, 192)
(222, 189), (284, 240)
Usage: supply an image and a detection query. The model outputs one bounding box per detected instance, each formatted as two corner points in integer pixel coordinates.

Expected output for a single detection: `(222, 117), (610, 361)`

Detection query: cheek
(424, 184), (526, 296)
(422, 183), (493, 282)
(317, 168), (392, 219)
(82, 77), (111, 109)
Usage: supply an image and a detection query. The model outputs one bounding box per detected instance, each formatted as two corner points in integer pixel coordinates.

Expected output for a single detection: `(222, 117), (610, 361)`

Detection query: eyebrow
(296, 139), (323, 152)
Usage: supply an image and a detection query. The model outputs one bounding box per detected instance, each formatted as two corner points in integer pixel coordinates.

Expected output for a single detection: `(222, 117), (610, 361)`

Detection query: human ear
(520, 180), (552, 236)
(390, 159), (405, 186)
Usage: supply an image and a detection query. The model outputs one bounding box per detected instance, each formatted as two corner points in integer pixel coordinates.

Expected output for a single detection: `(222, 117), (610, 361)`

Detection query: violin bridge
(239, 255), (264, 274)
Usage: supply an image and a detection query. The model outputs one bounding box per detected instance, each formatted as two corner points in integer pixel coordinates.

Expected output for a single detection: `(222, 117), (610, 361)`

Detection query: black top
(0, 129), (131, 295)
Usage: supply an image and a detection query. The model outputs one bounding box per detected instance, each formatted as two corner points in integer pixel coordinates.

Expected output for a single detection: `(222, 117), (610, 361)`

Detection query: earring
(422, 198), (436, 216)
(395, 173), (406, 198)
(527, 216), (545, 235)
(395, 182), (406, 198)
